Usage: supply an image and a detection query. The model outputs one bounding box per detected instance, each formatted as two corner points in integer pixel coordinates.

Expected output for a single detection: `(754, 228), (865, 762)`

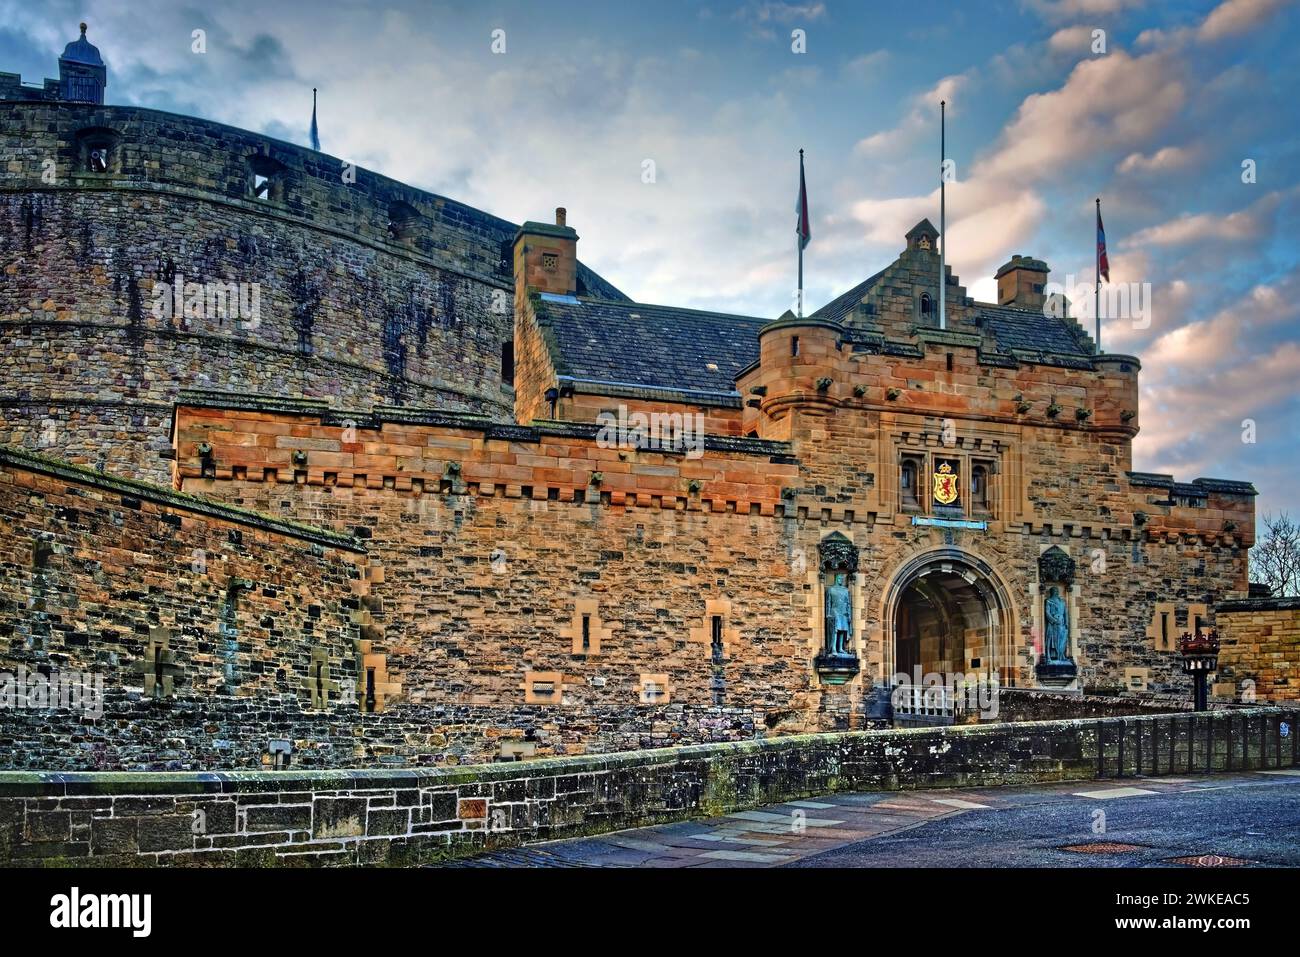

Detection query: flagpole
(798, 148), (805, 318)
(310, 87), (320, 152)
(1095, 196), (1101, 353)
(939, 100), (946, 331)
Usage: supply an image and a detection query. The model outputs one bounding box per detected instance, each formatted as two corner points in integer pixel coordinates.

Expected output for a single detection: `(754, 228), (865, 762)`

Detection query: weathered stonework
(2, 706), (1294, 866)
(1215, 597), (1300, 702)
(0, 101), (621, 484)
(0, 39), (1280, 777)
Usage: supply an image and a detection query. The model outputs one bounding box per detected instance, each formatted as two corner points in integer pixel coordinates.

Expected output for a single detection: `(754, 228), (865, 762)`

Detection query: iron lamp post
(1179, 629), (1220, 713)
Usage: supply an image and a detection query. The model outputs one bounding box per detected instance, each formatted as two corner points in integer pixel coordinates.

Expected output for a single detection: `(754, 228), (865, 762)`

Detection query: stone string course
(2, 707), (1295, 866)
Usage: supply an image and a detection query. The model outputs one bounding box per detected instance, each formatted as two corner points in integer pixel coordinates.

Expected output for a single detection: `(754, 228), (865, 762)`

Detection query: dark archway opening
(894, 570), (995, 681)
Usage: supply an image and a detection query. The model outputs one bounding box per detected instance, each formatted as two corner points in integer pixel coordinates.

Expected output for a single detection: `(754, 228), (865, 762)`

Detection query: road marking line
(930, 798), (991, 810)
(1072, 786), (1158, 799)
(1257, 769), (1300, 777)
(726, 810), (844, 827)
(698, 849), (796, 863)
(787, 800), (836, 809)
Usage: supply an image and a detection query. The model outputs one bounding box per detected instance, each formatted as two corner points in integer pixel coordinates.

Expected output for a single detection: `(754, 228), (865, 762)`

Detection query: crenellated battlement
(741, 308), (1139, 444)
(173, 392), (798, 517)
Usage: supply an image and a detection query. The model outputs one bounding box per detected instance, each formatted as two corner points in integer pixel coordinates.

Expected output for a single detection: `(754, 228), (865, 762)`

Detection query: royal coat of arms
(932, 460), (959, 506)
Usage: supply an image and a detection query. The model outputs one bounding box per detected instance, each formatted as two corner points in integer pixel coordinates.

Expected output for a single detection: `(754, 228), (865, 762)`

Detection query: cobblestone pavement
(446, 769), (1300, 868)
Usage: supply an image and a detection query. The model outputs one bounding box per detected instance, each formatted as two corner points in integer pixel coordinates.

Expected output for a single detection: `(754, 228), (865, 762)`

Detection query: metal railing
(1096, 707), (1300, 779)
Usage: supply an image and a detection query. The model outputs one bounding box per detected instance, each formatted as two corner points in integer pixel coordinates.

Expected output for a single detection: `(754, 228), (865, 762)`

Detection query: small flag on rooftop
(1095, 197), (1109, 352)
(1096, 199), (1110, 282)
(795, 149), (811, 251)
(310, 87), (320, 152)
(795, 149), (810, 317)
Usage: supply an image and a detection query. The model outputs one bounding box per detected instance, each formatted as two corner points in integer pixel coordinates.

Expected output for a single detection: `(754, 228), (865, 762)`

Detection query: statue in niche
(1043, 585), (1072, 663)
(824, 572), (853, 657)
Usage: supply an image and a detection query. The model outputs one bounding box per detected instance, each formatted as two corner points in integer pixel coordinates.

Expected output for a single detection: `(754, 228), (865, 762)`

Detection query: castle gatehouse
(0, 25), (1289, 772)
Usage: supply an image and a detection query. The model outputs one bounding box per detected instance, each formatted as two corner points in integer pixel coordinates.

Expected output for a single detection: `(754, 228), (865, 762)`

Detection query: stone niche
(1033, 545), (1079, 690)
(814, 532), (861, 685)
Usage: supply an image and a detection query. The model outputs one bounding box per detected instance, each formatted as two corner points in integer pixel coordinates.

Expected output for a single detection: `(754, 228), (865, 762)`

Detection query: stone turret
(59, 23), (106, 104)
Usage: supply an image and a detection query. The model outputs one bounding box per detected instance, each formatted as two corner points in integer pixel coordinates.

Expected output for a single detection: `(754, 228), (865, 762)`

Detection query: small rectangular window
(501, 340), (515, 385)
(900, 455), (923, 510)
(711, 615), (723, 660)
(791, 336), (800, 357)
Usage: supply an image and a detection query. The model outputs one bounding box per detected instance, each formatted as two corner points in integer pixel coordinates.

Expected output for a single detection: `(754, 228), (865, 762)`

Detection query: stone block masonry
(0, 444), (374, 769)
(0, 442), (776, 769)
(1215, 597), (1300, 702)
(0, 100), (621, 485)
(2, 707), (1294, 866)
(173, 393), (1259, 741)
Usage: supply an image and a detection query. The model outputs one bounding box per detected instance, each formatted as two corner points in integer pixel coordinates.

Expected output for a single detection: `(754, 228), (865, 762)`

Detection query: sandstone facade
(0, 54), (1285, 773)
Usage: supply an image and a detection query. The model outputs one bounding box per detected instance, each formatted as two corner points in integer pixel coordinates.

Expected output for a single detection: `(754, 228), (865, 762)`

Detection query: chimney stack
(995, 255), (1049, 312)
(513, 209), (579, 302)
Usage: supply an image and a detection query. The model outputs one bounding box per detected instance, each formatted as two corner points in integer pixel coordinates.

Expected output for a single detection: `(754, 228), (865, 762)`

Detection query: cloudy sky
(3, 0), (1297, 517)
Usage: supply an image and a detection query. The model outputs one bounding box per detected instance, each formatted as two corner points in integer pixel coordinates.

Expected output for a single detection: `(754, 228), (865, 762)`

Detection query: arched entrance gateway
(880, 549), (1019, 720)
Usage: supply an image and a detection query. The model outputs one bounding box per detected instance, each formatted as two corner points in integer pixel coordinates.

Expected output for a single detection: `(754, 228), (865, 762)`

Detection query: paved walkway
(449, 769), (1300, 868)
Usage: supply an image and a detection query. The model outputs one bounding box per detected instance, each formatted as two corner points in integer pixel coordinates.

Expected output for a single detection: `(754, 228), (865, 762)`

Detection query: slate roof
(810, 268), (887, 324)
(975, 303), (1095, 357)
(539, 267), (1101, 398)
(533, 296), (764, 397)
(812, 271), (1097, 358)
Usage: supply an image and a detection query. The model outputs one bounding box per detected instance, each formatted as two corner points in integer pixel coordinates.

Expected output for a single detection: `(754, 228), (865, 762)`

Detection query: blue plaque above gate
(911, 516), (988, 531)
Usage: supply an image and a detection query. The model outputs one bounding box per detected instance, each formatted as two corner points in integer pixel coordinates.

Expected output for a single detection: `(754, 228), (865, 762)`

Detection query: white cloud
(852, 72), (969, 157)
(1116, 145), (1198, 174)
(1024, 0), (1147, 21)
(1123, 190), (1288, 247)
(976, 50), (1186, 184)
(1047, 25), (1096, 53)
(1199, 0), (1292, 41)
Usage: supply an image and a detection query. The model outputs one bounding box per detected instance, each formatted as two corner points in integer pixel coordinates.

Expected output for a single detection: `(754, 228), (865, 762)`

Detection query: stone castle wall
(1215, 597), (1300, 702)
(0, 94), (1274, 777)
(171, 395), (1254, 736)
(0, 446), (379, 769)
(0, 101), (527, 485)
(4, 706), (1295, 866)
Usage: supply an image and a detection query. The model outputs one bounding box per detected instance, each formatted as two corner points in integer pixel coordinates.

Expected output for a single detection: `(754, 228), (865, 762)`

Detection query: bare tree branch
(1252, 512), (1300, 598)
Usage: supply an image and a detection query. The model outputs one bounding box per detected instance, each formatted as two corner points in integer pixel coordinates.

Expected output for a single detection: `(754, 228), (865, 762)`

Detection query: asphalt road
(451, 769), (1300, 868)
(788, 772), (1300, 868)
